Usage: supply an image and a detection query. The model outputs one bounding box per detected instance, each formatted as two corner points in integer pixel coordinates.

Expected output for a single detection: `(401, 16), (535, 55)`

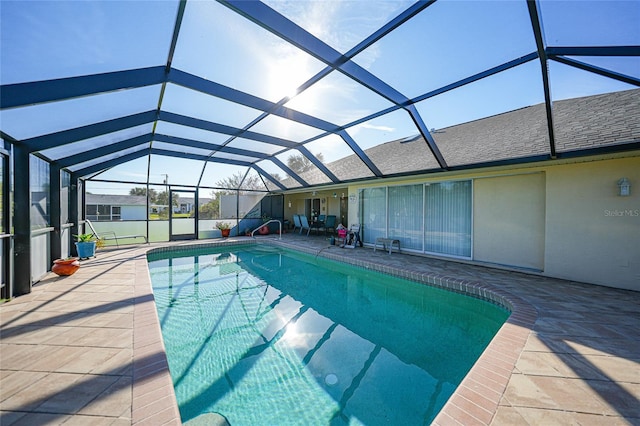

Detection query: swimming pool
(148, 244), (509, 425)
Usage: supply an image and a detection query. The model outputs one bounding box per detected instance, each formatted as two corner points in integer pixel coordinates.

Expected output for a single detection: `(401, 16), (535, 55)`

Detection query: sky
(1, 0), (638, 194)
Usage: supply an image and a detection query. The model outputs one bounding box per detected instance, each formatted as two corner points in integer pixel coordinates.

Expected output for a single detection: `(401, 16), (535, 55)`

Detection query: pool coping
(135, 239), (537, 425)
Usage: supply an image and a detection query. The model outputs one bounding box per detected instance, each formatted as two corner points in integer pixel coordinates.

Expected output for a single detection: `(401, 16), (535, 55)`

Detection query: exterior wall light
(617, 177), (631, 196)
(288, 201), (292, 208)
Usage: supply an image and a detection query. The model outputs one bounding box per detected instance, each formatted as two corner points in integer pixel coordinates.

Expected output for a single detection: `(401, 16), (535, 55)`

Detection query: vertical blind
(388, 184), (423, 251)
(361, 181), (472, 258)
(424, 181), (472, 257)
(360, 187), (386, 244)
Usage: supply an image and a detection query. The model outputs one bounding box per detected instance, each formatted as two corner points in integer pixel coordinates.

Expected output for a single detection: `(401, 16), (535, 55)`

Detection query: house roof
(177, 197), (212, 206)
(1, 1), (638, 192)
(287, 88), (640, 186)
(86, 194), (147, 206)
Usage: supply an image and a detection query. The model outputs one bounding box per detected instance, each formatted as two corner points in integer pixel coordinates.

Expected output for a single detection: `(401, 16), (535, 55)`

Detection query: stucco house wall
(344, 154), (639, 291)
(543, 156), (639, 291)
(473, 172), (546, 271)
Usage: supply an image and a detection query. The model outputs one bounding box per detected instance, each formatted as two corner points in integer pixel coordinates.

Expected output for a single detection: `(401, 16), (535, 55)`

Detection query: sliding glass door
(389, 184), (423, 251)
(360, 180), (472, 258)
(424, 181), (472, 257)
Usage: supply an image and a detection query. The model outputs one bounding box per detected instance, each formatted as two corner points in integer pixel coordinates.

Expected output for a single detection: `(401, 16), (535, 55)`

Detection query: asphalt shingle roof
(290, 88), (640, 186)
(85, 194), (147, 206)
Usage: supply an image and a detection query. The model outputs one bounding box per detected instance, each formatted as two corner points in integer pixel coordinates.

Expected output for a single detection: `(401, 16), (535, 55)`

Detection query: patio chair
(309, 215), (325, 235)
(292, 214), (302, 233)
(85, 219), (148, 247)
(299, 215), (312, 236)
(322, 215), (337, 235)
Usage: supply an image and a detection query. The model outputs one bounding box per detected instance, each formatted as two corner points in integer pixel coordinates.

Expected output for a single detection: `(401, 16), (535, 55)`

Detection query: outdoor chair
(309, 215), (325, 234)
(292, 214), (302, 233)
(299, 215), (312, 236)
(85, 219), (148, 247)
(322, 215), (337, 235)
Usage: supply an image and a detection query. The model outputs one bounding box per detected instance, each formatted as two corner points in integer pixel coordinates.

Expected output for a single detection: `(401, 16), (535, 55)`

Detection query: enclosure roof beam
(220, 0), (410, 106)
(159, 111), (299, 148)
(23, 110), (157, 152)
(549, 55), (640, 87)
(251, 164), (288, 191)
(71, 148), (151, 177)
(55, 134), (153, 168)
(169, 69), (340, 133)
(150, 148), (253, 167)
(1, 66), (166, 109)
(545, 45), (640, 56)
(154, 134), (270, 159)
(269, 157), (309, 188)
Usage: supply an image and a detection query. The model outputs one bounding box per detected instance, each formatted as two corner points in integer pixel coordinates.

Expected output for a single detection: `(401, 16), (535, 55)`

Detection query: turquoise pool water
(148, 245), (509, 425)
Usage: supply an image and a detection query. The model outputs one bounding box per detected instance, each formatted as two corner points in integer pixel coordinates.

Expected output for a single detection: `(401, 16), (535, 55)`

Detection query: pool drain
(325, 373), (338, 386)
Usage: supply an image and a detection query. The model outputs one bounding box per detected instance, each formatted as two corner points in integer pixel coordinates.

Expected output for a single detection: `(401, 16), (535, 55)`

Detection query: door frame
(0, 150), (11, 299)
(169, 189), (198, 241)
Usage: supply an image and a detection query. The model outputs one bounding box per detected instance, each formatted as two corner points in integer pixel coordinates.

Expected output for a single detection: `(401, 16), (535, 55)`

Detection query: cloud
(359, 123), (395, 132)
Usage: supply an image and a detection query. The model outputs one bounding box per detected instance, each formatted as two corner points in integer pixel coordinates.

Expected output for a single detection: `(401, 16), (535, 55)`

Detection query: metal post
(69, 174), (80, 257)
(13, 144), (31, 295)
(50, 164), (62, 262)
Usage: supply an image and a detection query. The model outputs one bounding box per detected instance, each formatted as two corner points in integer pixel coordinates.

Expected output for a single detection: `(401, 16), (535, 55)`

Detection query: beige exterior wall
(341, 153), (639, 291)
(474, 173), (546, 270)
(544, 156), (639, 291)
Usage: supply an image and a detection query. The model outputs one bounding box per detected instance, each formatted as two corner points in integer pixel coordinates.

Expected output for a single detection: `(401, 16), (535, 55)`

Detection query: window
(111, 206), (121, 221)
(86, 204), (116, 221)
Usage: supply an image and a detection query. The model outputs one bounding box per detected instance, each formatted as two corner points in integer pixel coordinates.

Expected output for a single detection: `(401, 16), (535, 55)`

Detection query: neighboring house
(85, 194), (147, 221)
(86, 194), (214, 219)
(173, 197), (212, 214)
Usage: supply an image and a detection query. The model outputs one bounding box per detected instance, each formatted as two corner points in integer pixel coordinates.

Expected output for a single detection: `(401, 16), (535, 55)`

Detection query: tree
(199, 198), (220, 219)
(215, 172), (263, 195)
(156, 190), (178, 208)
(287, 152), (324, 175)
(129, 187), (158, 203)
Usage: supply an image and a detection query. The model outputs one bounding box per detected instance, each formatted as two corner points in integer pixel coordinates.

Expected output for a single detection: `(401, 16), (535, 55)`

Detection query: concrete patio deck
(1, 234), (638, 425)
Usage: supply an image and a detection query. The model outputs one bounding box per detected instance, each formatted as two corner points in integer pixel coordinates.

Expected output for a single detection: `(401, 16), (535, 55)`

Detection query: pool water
(147, 245), (509, 425)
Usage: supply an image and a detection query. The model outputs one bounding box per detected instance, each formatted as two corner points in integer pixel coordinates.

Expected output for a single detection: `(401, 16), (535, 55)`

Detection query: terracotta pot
(221, 229), (230, 238)
(258, 225), (269, 235)
(52, 258), (80, 276)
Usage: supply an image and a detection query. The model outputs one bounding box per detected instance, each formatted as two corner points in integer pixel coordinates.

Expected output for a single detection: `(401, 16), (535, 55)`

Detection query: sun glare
(268, 53), (318, 106)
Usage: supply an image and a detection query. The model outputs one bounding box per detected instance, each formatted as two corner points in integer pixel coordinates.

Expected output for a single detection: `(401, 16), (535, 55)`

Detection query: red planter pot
(258, 225), (269, 235)
(52, 258), (80, 276)
(221, 229), (230, 238)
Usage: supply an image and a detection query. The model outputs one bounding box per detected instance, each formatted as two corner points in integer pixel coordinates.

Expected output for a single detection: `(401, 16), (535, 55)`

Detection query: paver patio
(1, 235), (638, 425)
